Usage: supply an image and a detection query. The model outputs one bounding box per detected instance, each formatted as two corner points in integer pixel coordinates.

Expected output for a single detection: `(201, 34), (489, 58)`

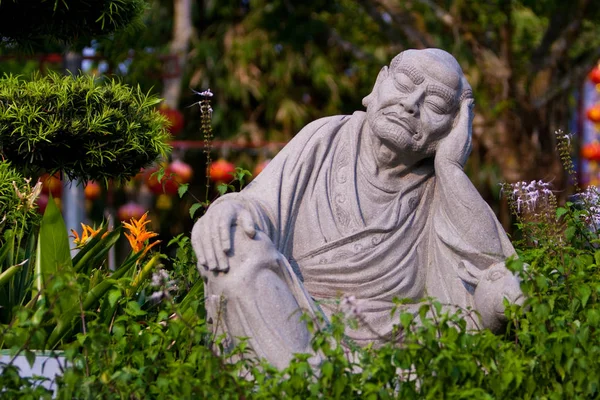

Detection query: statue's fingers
(238, 209), (256, 238)
(202, 239), (218, 271)
(213, 241), (230, 272)
(455, 98), (474, 131)
(191, 223), (208, 269)
(196, 249), (208, 270)
(219, 218), (232, 254)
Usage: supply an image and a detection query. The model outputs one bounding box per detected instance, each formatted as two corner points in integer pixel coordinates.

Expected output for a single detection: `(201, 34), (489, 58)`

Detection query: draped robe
(210, 111), (515, 346)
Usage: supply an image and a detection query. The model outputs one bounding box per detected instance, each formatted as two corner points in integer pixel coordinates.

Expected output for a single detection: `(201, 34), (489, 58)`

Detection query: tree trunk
(162, 0), (193, 108)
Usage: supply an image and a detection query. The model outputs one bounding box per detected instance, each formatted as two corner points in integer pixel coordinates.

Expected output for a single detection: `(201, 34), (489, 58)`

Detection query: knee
(202, 231), (283, 296)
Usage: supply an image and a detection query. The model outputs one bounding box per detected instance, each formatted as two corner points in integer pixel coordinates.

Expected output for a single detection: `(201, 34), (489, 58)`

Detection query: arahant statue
(191, 48), (523, 369)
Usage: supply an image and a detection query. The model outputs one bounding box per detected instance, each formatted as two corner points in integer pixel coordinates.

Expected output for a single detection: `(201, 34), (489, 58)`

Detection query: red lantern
(159, 105), (184, 136)
(167, 159), (193, 184)
(118, 202), (146, 221)
(587, 104), (600, 123)
(589, 65), (600, 85)
(582, 142), (600, 162)
(36, 195), (61, 214)
(253, 159), (271, 177)
(40, 173), (62, 198)
(209, 159), (235, 183)
(36, 194), (49, 214)
(84, 181), (101, 201)
(43, 53), (63, 64)
(145, 167), (179, 195)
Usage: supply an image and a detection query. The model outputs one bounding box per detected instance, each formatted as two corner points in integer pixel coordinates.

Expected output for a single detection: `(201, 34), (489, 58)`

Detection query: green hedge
(2, 199), (600, 398)
(0, 73), (171, 183)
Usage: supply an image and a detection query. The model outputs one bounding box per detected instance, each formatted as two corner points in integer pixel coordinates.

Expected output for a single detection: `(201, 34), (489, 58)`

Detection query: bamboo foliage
(0, 73), (172, 183)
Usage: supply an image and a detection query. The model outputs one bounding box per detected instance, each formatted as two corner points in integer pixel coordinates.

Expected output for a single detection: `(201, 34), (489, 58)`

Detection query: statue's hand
(435, 98), (474, 169)
(191, 200), (256, 273)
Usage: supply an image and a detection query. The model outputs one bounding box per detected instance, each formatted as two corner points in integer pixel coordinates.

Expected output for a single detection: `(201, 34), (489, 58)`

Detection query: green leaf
(24, 350), (35, 368)
(125, 300), (146, 317)
(233, 167), (252, 182)
(578, 285), (592, 308)
(0, 229), (15, 266)
(178, 183), (189, 198)
(189, 203), (202, 219)
(34, 196), (74, 313)
(156, 167), (166, 183)
(128, 254), (161, 295)
(216, 183), (229, 195)
(0, 260), (26, 290)
(565, 225), (577, 242)
(587, 309), (600, 326)
(400, 312), (413, 329)
(556, 207), (568, 219)
(108, 289), (121, 308)
(72, 227), (121, 273)
(594, 250), (600, 266)
(179, 279), (205, 322)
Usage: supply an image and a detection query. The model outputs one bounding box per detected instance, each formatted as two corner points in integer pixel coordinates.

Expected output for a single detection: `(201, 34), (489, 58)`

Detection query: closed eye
(424, 98), (448, 114)
(393, 73), (415, 93)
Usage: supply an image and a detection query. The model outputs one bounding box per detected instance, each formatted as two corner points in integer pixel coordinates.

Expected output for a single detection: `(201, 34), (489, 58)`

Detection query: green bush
(0, 73), (171, 183)
(4, 189), (600, 398)
(4, 134), (600, 398)
(0, 201), (596, 399)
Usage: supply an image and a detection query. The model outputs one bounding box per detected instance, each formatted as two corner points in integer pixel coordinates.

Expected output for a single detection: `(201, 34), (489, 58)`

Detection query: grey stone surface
(191, 48), (523, 368)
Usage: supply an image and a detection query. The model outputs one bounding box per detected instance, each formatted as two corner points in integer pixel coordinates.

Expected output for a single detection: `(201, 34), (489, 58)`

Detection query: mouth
(381, 110), (420, 139)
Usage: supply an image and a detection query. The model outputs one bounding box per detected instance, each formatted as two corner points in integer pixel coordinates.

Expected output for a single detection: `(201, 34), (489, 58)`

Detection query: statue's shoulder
(272, 112), (365, 163)
(294, 112), (365, 143)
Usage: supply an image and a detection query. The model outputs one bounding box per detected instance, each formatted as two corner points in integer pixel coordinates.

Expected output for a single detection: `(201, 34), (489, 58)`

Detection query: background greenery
(4, 0), (598, 233)
(2, 1), (600, 398)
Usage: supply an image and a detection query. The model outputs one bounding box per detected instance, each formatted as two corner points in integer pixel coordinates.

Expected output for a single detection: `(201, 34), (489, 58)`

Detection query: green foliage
(0, 160), (39, 238)
(0, 0), (146, 50)
(0, 197), (163, 349)
(0, 161), (40, 323)
(0, 226), (36, 324)
(5, 199), (600, 398)
(20, 179), (600, 396)
(0, 73), (171, 183)
(34, 194), (74, 316)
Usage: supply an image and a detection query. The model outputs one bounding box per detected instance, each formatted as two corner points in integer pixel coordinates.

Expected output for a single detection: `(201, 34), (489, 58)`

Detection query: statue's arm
(435, 163), (512, 255)
(434, 99), (514, 266)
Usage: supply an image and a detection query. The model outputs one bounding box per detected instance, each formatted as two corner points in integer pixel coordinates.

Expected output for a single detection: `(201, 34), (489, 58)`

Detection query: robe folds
(213, 111), (515, 345)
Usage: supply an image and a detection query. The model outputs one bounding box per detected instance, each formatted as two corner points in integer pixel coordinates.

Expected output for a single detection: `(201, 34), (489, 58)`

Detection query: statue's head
(363, 48), (473, 157)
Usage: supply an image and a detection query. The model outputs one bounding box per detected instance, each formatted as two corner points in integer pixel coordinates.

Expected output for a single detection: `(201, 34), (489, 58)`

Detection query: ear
(362, 66), (389, 108)
(456, 260), (481, 286)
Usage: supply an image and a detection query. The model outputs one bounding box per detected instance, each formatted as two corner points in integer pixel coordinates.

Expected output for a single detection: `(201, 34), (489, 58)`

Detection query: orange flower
(70, 223), (103, 247)
(123, 212), (161, 257)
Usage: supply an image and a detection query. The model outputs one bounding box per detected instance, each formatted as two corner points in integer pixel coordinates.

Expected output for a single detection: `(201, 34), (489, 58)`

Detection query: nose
(399, 88), (424, 116)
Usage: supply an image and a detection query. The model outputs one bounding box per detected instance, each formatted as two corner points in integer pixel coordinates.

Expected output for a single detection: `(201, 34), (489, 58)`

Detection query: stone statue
(191, 48), (523, 369)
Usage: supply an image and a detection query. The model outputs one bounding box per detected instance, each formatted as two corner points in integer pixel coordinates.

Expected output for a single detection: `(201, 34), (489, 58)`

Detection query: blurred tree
(163, 0), (193, 108)
(6, 1), (595, 229)
(178, 1), (600, 225)
(354, 0), (600, 195)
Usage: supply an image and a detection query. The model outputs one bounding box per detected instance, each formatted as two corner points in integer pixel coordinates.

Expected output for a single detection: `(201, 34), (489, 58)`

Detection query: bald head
(390, 49), (472, 103)
(362, 48), (473, 158)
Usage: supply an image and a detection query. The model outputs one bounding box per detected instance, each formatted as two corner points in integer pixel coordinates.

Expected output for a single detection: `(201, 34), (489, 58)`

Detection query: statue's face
(366, 51), (462, 157)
